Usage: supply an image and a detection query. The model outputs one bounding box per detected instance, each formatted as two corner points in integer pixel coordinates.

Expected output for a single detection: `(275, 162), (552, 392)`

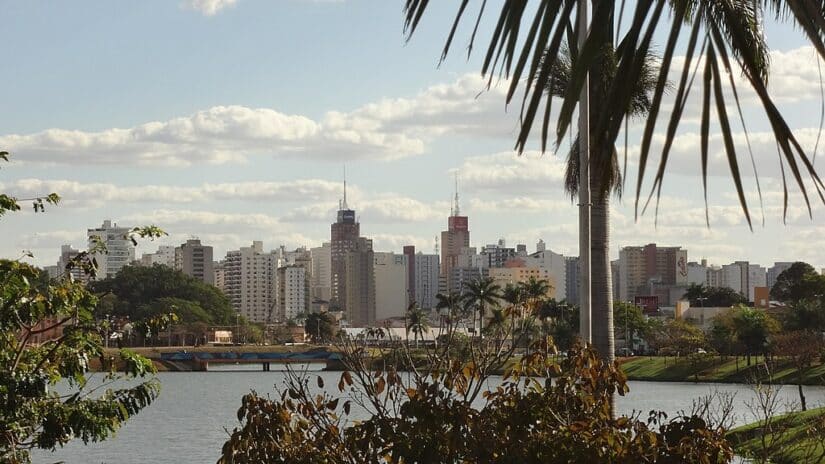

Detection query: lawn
(727, 407), (825, 463)
(620, 356), (825, 385)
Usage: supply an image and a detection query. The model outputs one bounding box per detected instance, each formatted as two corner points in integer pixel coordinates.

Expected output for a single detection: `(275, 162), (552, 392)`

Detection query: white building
(687, 260), (709, 286)
(719, 261), (766, 301)
(414, 253), (440, 310)
(374, 252), (409, 321)
(277, 265), (308, 321)
(87, 220), (135, 280)
(48, 244), (87, 282)
(310, 242), (332, 303)
(222, 241), (278, 323)
(523, 248), (567, 300)
(139, 245), (176, 268)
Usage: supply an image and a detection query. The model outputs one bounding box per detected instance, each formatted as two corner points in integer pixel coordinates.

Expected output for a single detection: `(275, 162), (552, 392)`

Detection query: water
(35, 371), (825, 464)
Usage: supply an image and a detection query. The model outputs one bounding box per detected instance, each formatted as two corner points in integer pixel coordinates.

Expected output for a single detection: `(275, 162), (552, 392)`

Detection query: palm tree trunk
(590, 181), (614, 364)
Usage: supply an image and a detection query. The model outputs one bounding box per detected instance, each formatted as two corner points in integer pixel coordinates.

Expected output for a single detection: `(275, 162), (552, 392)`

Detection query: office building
(178, 239), (214, 284)
(87, 220), (135, 280)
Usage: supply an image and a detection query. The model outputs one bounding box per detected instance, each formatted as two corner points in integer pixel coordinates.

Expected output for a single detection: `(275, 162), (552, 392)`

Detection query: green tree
(90, 264), (234, 325)
(405, 303), (430, 348)
(784, 298), (825, 333)
(305, 312), (335, 343)
(613, 301), (646, 352)
(0, 261), (159, 463)
(402, 1), (825, 371)
(730, 306), (780, 366)
(770, 262), (825, 303)
(683, 283), (747, 307)
(462, 277), (502, 343)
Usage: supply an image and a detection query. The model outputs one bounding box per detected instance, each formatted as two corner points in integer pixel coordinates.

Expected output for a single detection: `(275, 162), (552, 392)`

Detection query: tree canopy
(90, 264), (234, 325)
(683, 283), (747, 307)
(304, 313), (336, 343)
(770, 262), (825, 303)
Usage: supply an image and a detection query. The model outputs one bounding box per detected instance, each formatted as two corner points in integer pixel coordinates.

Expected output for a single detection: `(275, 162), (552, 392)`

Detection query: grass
(727, 407), (825, 463)
(620, 356), (825, 385)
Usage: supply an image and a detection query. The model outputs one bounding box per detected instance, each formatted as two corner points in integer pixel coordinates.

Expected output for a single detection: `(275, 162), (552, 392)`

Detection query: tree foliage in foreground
(220, 333), (733, 463)
(0, 260), (159, 464)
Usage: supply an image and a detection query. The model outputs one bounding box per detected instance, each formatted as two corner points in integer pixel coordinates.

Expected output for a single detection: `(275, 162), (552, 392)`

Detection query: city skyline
(3, 2), (825, 269)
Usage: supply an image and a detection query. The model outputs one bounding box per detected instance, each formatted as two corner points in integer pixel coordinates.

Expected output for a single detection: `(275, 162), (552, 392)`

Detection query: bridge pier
(262, 362), (270, 372)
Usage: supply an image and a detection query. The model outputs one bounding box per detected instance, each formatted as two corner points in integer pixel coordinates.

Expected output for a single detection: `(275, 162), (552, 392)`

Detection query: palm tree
(435, 291), (463, 334)
(403, 2), (825, 364)
(405, 302), (430, 349)
(485, 308), (508, 345)
(502, 283), (526, 346)
(462, 277), (502, 343)
(520, 277), (552, 313)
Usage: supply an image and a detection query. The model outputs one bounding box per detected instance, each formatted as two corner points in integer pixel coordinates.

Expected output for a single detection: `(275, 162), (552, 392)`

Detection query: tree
(405, 303), (430, 348)
(305, 313), (335, 343)
(0, 262), (159, 463)
(683, 283), (747, 307)
(613, 301), (646, 352)
(730, 306), (780, 366)
(220, 340), (734, 463)
(90, 264), (234, 325)
(773, 330), (824, 411)
(402, 1), (825, 367)
(784, 298), (825, 333)
(462, 277), (502, 343)
(771, 262), (825, 303)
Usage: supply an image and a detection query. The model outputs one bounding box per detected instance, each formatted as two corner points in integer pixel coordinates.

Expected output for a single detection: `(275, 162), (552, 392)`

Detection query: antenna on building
(453, 171), (460, 216)
(342, 165), (349, 210)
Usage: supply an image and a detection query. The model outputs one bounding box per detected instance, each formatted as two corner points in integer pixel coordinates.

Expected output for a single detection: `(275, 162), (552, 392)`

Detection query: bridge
(159, 350), (343, 371)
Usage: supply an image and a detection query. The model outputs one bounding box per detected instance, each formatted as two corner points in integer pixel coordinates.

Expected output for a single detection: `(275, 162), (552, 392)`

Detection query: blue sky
(2, 0), (825, 271)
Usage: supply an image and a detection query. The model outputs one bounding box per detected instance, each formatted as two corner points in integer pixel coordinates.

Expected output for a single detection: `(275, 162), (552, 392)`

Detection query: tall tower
(440, 174), (470, 293)
(330, 171), (360, 311)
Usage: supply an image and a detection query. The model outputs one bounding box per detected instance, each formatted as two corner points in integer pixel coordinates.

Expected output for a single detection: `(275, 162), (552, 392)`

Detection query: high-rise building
(138, 245), (176, 268)
(403, 245), (416, 305)
(87, 220), (135, 280)
(330, 183), (360, 312)
(374, 252), (409, 321)
(440, 178), (470, 293)
(488, 265), (556, 299)
(48, 244), (87, 282)
(414, 253), (440, 310)
(178, 239), (214, 284)
(345, 237), (376, 326)
(524, 247), (567, 300)
(310, 243), (332, 304)
(617, 243), (688, 302)
(222, 241), (277, 323)
(478, 239), (517, 268)
(214, 261), (226, 291)
(276, 265), (308, 321)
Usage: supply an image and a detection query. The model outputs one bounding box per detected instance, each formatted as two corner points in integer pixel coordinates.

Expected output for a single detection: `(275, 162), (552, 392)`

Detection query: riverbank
(727, 406), (825, 463)
(100, 348), (825, 387)
(619, 356), (825, 386)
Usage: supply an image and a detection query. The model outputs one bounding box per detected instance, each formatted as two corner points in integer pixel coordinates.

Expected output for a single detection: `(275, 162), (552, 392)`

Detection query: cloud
(180, 0), (238, 16)
(458, 150), (568, 194)
(0, 178), (346, 208)
(0, 74), (521, 167)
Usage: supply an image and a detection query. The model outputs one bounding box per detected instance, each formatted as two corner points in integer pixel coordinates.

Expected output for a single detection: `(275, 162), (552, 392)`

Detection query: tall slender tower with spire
(330, 169), (375, 326)
(440, 173), (470, 293)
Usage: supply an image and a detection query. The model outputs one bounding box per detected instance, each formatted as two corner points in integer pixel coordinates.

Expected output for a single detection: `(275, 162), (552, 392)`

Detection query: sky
(2, 0), (825, 271)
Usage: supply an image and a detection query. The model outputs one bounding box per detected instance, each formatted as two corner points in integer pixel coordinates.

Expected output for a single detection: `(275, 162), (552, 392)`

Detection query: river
(35, 369), (825, 464)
